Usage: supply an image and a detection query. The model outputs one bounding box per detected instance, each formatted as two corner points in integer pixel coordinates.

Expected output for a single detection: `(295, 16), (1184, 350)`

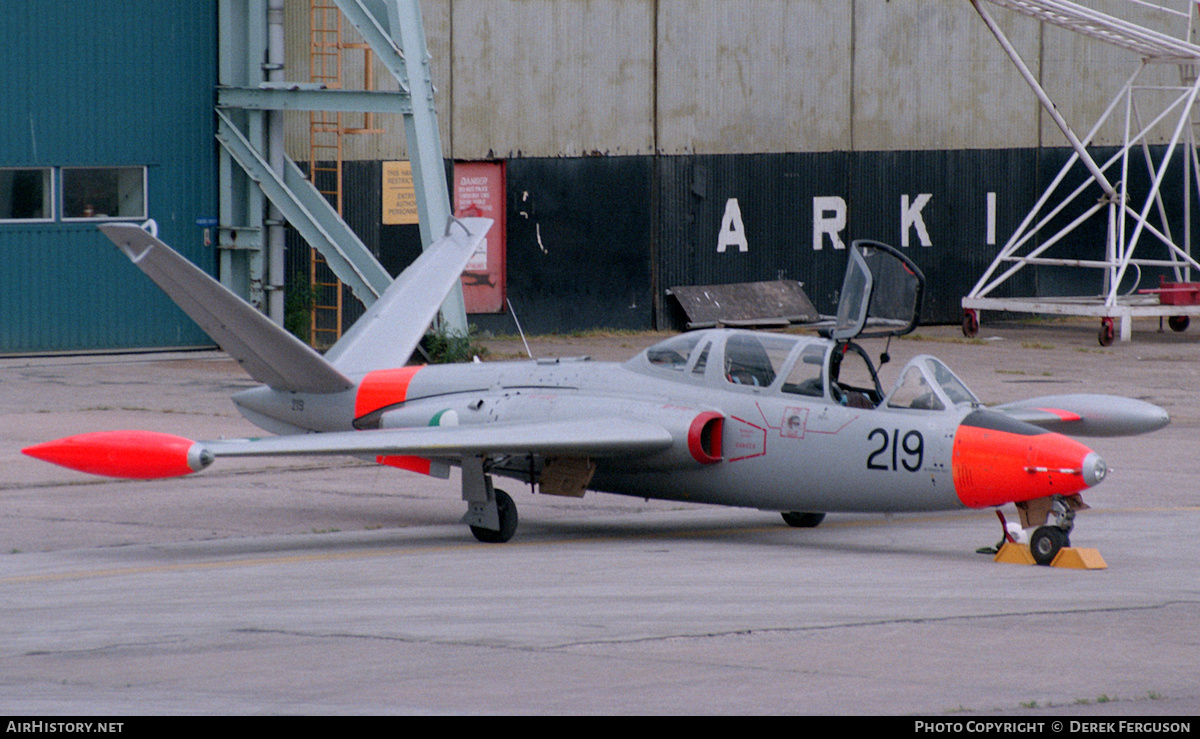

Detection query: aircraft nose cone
(953, 410), (1104, 508)
(1082, 451), (1107, 487)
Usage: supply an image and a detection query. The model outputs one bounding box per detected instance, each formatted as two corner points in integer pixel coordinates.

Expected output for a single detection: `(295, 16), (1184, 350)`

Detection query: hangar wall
(281, 0), (1195, 333)
(3, 1), (1191, 352)
(0, 2), (218, 353)
(284, 0), (1189, 160)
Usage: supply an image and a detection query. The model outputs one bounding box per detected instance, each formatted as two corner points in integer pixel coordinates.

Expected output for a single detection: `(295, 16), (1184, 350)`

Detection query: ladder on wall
(308, 0), (383, 349)
(217, 0), (465, 348)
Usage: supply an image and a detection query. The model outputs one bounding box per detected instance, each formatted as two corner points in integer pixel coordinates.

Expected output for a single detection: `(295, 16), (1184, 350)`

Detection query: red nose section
(22, 430), (208, 479)
(952, 411), (1106, 508)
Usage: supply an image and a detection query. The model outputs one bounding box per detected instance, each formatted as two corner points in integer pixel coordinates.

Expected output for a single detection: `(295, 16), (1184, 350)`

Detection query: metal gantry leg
(963, 0), (1200, 342)
(216, 0), (468, 339)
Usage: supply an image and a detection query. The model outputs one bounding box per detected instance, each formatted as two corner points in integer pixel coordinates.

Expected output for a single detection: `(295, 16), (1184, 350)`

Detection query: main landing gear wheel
(1098, 317), (1115, 347)
(1169, 315), (1190, 332)
(781, 511), (826, 528)
(962, 309), (979, 338)
(470, 489), (519, 543)
(1030, 525), (1070, 566)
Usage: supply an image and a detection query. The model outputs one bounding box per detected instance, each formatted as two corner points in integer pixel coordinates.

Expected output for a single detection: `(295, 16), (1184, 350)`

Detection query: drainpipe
(266, 0), (286, 325)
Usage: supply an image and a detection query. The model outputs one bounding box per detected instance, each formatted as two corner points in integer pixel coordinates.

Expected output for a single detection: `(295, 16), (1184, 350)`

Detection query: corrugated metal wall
(282, 0), (1180, 161)
(275, 0), (1198, 332)
(502, 157), (653, 331)
(6, 0), (1194, 350)
(312, 148), (1078, 333)
(270, 0), (1199, 335)
(655, 0), (853, 155)
(451, 0), (657, 158)
(0, 1), (218, 352)
(621, 149), (1045, 329)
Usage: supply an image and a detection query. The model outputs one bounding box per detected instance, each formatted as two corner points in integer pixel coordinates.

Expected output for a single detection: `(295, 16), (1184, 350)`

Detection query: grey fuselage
(233, 329), (1001, 515)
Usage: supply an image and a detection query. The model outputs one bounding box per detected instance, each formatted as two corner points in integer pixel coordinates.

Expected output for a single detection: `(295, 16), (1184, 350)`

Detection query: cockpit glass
(887, 365), (945, 410)
(723, 334), (798, 387)
(643, 334), (703, 371)
(832, 257), (870, 340)
(691, 341), (711, 375)
(781, 344), (828, 397)
(886, 356), (978, 411)
(930, 358), (978, 404)
(831, 241), (925, 340)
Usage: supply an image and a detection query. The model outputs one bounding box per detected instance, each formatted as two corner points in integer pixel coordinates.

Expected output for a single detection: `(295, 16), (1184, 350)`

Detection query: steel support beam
(217, 86), (416, 114)
(218, 0), (268, 311)
(216, 110), (392, 303)
(336, 0), (467, 335)
(216, 0), (467, 335)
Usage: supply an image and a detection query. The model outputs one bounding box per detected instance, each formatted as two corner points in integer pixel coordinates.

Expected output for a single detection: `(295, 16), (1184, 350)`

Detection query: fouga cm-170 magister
(24, 219), (1170, 563)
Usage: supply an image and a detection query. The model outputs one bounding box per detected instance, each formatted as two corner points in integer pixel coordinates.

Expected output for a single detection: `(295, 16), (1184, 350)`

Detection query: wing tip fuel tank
(997, 394), (1170, 437)
(22, 430), (211, 479)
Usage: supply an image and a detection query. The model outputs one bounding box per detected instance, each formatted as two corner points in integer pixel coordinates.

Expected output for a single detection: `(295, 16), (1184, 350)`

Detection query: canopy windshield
(831, 240), (925, 341)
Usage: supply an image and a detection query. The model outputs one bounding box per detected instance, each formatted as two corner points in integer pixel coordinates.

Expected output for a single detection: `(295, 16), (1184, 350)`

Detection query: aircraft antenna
(507, 298), (534, 358)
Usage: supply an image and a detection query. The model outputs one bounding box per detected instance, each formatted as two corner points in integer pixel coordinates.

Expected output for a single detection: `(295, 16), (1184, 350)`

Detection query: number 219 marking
(867, 428), (924, 472)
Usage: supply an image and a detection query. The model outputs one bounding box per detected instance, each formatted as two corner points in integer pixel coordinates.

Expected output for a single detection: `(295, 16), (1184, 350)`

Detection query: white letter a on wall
(717, 198), (749, 253)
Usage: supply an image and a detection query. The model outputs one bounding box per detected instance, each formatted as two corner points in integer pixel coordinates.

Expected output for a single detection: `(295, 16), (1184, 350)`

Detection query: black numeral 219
(867, 428), (924, 472)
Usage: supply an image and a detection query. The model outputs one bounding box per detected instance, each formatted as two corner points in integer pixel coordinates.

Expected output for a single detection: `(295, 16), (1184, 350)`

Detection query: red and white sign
(453, 161), (506, 313)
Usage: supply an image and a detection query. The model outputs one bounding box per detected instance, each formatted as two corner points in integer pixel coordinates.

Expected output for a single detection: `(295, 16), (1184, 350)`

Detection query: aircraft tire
(470, 489), (519, 543)
(781, 511), (826, 528)
(1030, 525), (1069, 566)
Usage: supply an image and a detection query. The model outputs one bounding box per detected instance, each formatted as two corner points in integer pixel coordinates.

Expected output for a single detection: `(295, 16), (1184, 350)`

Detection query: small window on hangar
(61, 166), (145, 220)
(0, 168), (53, 222)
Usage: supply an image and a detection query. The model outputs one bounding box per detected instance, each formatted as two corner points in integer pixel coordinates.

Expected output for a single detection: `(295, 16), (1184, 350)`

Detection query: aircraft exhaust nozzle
(22, 430), (212, 479)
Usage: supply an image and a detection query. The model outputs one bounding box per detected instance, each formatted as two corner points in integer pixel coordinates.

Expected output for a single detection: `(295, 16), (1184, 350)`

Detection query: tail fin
(324, 217), (492, 375)
(100, 216), (491, 387)
(99, 223), (353, 394)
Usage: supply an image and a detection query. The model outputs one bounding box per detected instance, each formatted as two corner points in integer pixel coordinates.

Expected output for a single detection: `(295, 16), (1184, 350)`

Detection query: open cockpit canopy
(830, 240), (925, 341)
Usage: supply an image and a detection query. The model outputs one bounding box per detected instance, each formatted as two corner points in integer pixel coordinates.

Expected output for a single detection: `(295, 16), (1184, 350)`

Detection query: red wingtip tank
(22, 430), (212, 480)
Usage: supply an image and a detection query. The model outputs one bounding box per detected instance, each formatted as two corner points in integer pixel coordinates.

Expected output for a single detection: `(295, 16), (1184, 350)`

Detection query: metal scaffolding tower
(215, 0), (467, 344)
(963, 0), (1200, 343)
(307, 1), (386, 347)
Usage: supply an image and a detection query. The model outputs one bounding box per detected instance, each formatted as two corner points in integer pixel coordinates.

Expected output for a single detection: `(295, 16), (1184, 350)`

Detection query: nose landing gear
(1028, 495), (1076, 565)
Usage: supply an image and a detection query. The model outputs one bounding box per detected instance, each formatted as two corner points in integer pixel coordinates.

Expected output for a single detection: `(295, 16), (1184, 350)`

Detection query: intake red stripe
(1036, 407), (1083, 422)
(377, 455), (432, 474)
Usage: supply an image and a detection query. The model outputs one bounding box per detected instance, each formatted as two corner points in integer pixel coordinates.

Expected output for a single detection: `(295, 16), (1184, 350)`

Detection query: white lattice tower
(964, 0), (1200, 342)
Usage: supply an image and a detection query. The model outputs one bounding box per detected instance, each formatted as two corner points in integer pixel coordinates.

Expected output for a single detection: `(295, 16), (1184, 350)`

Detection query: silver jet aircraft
(25, 219), (1169, 564)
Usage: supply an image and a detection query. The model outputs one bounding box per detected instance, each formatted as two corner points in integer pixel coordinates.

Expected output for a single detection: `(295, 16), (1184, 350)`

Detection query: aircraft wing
(991, 394), (1169, 437)
(23, 418), (675, 479)
(204, 418), (672, 460)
